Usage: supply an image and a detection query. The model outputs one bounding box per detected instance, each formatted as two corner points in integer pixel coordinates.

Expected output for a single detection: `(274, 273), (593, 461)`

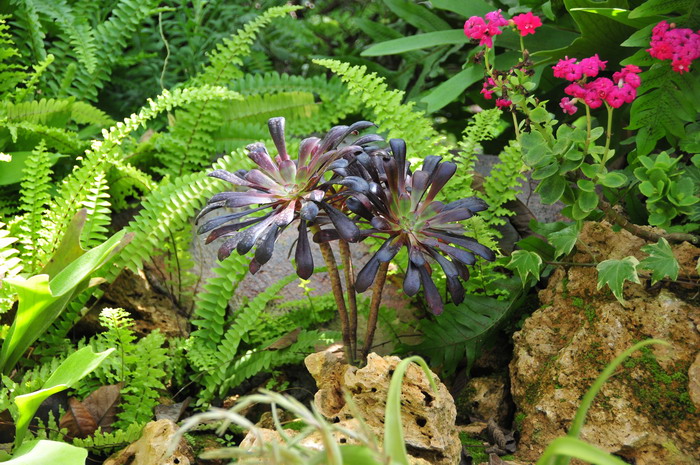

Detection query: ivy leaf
(507, 250), (543, 286)
(596, 257), (641, 303)
(548, 223), (581, 258)
(639, 238), (679, 284)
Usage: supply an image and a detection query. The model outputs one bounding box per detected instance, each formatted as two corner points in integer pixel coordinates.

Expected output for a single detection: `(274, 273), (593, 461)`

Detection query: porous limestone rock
(104, 419), (193, 465)
(304, 351), (462, 465)
(457, 375), (511, 425)
(510, 221), (700, 465)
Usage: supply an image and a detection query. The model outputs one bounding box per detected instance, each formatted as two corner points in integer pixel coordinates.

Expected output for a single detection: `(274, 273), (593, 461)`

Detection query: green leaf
(516, 236), (556, 262)
(0, 229), (129, 374)
(537, 437), (638, 465)
(14, 346), (114, 446)
(639, 238), (679, 284)
(578, 190), (599, 212)
(548, 223), (581, 258)
(596, 257), (641, 303)
(362, 30), (467, 56)
(382, 0), (451, 32)
(599, 172), (628, 188)
(521, 131), (553, 167)
(430, 0), (492, 17)
(338, 445), (383, 465)
(569, 8), (660, 28)
(628, 0), (693, 18)
(537, 175), (567, 204)
(421, 67), (483, 113)
(3, 440), (87, 465)
(384, 356), (437, 465)
(507, 250), (543, 286)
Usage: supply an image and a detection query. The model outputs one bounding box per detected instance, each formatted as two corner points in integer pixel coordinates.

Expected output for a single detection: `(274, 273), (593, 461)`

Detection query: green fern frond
(13, 53), (54, 103)
(0, 221), (22, 310)
(72, 423), (145, 455)
(0, 15), (27, 99)
(3, 98), (73, 125)
(3, 120), (87, 153)
(7, 2), (46, 65)
(482, 140), (526, 228)
(314, 58), (447, 160)
(194, 5), (302, 87)
(107, 160), (156, 211)
(70, 101), (115, 127)
(43, 85), (237, 262)
(18, 140), (53, 271)
(211, 121), (270, 154)
(78, 171), (111, 249)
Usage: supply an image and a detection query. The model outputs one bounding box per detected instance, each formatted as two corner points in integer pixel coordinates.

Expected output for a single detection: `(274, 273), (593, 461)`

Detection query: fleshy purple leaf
(268, 117), (289, 161)
(318, 202), (360, 242)
(355, 255), (380, 293)
(295, 220), (314, 279)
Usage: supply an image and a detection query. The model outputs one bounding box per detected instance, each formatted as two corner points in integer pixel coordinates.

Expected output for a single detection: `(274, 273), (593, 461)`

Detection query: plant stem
(602, 104), (613, 164)
(512, 111), (521, 142)
(361, 261), (389, 361)
(597, 193), (700, 245)
(338, 240), (358, 362)
(584, 105), (591, 156)
(311, 225), (352, 362)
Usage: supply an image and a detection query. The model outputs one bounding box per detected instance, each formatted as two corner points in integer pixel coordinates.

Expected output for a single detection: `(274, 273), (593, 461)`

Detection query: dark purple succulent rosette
(196, 117), (380, 279)
(315, 138), (495, 315)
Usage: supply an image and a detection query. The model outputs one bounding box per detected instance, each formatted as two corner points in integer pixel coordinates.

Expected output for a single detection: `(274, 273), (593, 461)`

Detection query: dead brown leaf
(60, 384), (121, 438)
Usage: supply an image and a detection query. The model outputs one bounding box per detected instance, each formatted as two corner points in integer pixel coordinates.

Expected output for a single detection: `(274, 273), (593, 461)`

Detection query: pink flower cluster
(648, 21), (700, 74)
(464, 10), (542, 48)
(552, 56), (641, 114)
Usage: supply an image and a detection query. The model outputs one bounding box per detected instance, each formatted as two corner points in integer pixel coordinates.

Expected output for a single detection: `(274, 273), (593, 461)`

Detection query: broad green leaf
(338, 445), (383, 465)
(362, 30), (467, 56)
(40, 209), (87, 278)
(430, 0), (492, 17)
(521, 131), (553, 167)
(382, 0), (451, 32)
(596, 257), (641, 303)
(538, 437), (637, 465)
(578, 190), (599, 212)
(422, 66), (483, 113)
(577, 179), (595, 192)
(537, 175), (567, 204)
(507, 250), (543, 286)
(533, 0), (636, 66)
(516, 236), (556, 262)
(384, 356), (437, 465)
(621, 23), (655, 47)
(628, 0), (693, 18)
(547, 223), (580, 258)
(0, 229), (129, 374)
(14, 346), (114, 446)
(599, 172), (628, 188)
(570, 8), (660, 28)
(639, 238), (679, 284)
(0, 152), (63, 186)
(3, 440), (87, 465)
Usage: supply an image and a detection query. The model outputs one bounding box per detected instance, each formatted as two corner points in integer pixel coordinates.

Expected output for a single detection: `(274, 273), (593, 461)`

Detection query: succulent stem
(311, 224), (353, 362)
(362, 261), (389, 361)
(338, 240), (358, 362)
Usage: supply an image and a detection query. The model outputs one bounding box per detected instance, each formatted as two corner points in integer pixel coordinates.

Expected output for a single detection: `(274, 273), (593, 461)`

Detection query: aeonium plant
(198, 117), (494, 363)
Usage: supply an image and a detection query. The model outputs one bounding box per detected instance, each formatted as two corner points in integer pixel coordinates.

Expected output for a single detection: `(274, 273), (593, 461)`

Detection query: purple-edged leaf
(454, 260), (470, 281)
(389, 139), (407, 191)
(295, 220), (314, 279)
(208, 169), (253, 187)
(376, 237), (403, 262)
(371, 217), (392, 231)
(443, 197), (488, 212)
(245, 169), (280, 191)
(355, 255), (380, 293)
(346, 196), (374, 221)
(430, 251), (465, 304)
(218, 237), (239, 261)
(428, 207), (474, 225)
(205, 216), (268, 243)
(300, 201), (319, 221)
(331, 176), (369, 193)
(410, 170), (430, 209)
(403, 261), (421, 296)
(255, 225), (280, 265)
(236, 216), (275, 254)
(424, 162), (457, 203)
(353, 134), (384, 146)
(247, 143), (279, 175)
(382, 157), (399, 195)
(249, 259), (262, 274)
(197, 205), (269, 234)
(312, 228), (340, 243)
(318, 202), (360, 242)
(279, 160), (297, 183)
(298, 137), (320, 167)
(268, 117), (289, 161)
(209, 191), (276, 208)
(327, 159), (348, 171)
(422, 155), (442, 176)
(432, 241), (476, 266)
(424, 230), (495, 261)
(418, 265), (443, 315)
(195, 200), (226, 223)
(447, 276), (464, 304)
(409, 246), (427, 267)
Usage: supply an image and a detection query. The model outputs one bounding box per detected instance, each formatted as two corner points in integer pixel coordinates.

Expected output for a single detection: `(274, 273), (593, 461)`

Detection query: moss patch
(459, 431), (515, 464)
(623, 347), (696, 423)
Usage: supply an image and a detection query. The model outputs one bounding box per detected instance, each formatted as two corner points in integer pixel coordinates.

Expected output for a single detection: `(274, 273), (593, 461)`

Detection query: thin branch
(362, 261), (389, 361)
(338, 240), (357, 363)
